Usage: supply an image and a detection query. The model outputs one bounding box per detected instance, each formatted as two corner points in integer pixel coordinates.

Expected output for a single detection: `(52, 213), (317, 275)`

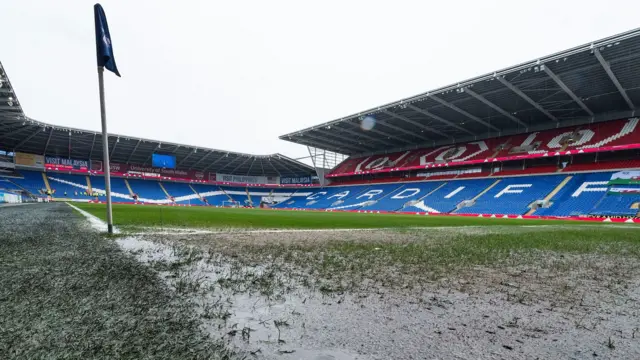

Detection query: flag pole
(97, 65), (114, 234)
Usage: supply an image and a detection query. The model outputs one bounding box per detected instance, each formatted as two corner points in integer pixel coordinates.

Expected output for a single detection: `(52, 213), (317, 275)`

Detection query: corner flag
(94, 4), (121, 77)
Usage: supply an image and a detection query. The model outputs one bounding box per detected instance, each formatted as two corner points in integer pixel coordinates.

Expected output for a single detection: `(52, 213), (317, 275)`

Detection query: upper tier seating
(329, 118), (640, 177)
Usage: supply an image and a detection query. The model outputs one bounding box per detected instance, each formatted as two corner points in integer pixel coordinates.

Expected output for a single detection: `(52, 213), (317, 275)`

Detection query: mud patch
(118, 226), (640, 359)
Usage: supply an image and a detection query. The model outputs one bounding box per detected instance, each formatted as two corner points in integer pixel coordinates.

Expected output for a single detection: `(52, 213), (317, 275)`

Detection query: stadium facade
(2, 28), (640, 218)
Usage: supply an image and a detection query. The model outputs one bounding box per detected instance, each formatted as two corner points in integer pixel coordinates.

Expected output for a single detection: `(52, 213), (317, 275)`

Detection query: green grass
(0, 203), (234, 359)
(73, 203), (619, 229)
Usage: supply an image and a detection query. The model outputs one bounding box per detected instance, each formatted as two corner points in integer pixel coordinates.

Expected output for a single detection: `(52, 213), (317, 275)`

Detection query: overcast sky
(2, 0), (640, 162)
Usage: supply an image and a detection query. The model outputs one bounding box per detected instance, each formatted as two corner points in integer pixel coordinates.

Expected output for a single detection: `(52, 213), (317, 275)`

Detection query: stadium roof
(281, 28), (640, 156)
(0, 62), (315, 177)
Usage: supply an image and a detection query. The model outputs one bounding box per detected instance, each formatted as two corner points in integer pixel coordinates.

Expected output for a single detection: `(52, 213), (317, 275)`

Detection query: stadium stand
(325, 118), (640, 178)
(5, 29), (640, 219)
(405, 178), (496, 213)
(47, 173), (96, 200)
(9, 170), (47, 196)
(455, 175), (566, 215)
(534, 173), (607, 216)
(161, 181), (204, 204)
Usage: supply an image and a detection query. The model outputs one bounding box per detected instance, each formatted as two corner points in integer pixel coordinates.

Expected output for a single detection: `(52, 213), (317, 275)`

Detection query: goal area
(222, 200), (241, 208)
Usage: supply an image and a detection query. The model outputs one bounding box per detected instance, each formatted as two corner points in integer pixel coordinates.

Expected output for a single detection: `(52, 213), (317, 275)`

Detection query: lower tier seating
(5, 169), (639, 217)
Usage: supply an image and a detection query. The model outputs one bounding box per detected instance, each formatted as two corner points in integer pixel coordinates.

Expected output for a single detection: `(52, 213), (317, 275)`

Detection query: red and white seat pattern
(327, 118), (640, 178)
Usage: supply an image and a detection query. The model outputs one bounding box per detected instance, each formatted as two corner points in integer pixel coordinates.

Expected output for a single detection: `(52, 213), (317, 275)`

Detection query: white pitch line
(66, 202), (120, 233)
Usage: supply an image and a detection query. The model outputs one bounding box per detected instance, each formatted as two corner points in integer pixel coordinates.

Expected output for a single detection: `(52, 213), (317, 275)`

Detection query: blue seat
(456, 175), (564, 215)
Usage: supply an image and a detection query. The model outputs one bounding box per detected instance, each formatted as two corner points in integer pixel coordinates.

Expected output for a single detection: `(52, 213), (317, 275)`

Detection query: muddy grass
(0, 203), (235, 360)
(110, 226), (640, 359)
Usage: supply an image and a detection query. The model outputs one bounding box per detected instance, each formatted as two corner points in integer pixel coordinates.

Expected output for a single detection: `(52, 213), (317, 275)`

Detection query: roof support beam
(245, 157), (256, 175)
(367, 123), (416, 144)
(405, 104), (474, 136)
(381, 109), (450, 139)
(177, 151), (194, 167)
(188, 150), (214, 170)
(126, 139), (142, 164)
(594, 48), (635, 110)
(266, 159), (282, 176)
(463, 88), (528, 127)
(0, 106), (21, 111)
(313, 129), (383, 149)
(259, 158), (266, 175)
(12, 127), (41, 151)
(109, 138), (118, 161)
(375, 118), (430, 141)
(295, 133), (366, 153)
(202, 153), (230, 172)
(292, 137), (347, 154)
(542, 65), (594, 117)
(216, 155), (244, 173)
(428, 95), (500, 131)
(273, 156), (297, 176)
(88, 134), (97, 160)
(337, 124), (399, 147)
(0, 126), (30, 139)
(229, 156), (253, 174)
(43, 128), (53, 155)
(496, 76), (558, 122)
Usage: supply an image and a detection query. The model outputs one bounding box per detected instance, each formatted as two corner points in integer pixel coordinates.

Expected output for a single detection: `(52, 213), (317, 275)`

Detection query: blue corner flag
(94, 4), (121, 77)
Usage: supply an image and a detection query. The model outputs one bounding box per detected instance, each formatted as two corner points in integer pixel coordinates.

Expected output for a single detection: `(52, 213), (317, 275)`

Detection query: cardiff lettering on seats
(391, 188), (421, 199)
(356, 189), (384, 200)
(306, 191), (327, 200)
(571, 181), (609, 197)
(327, 191), (351, 200)
(495, 184), (532, 198)
(444, 186), (465, 199)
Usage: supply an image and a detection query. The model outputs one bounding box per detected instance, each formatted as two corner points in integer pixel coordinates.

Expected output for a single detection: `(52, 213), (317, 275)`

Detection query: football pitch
(63, 202), (640, 358)
(73, 202), (610, 230)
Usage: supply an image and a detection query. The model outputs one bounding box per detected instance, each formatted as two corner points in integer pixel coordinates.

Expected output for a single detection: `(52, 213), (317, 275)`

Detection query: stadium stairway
(86, 176), (93, 194)
(246, 188), (254, 206)
(124, 179), (135, 197)
(526, 175), (573, 215)
(535, 173), (612, 217)
(404, 179), (495, 213)
(42, 173), (52, 194)
(161, 181), (204, 204)
(158, 182), (172, 200)
(47, 174), (95, 200)
(456, 175), (565, 215)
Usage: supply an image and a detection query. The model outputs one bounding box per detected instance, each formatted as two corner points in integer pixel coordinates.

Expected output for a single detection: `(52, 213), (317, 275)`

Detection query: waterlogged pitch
(73, 203), (610, 230)
(17, 202), (640, 359)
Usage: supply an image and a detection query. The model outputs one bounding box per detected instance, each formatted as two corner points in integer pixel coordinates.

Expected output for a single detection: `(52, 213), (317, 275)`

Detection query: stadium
(2, 22), (640, 360)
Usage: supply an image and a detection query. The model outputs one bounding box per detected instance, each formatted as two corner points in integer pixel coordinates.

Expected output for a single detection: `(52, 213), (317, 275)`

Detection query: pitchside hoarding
(91, 161), (206, 180)
(215, 173), (279, 185)
(280, 176), (313, 185)
(14, 152), (45, 168)
(45, 156), (89, 171)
